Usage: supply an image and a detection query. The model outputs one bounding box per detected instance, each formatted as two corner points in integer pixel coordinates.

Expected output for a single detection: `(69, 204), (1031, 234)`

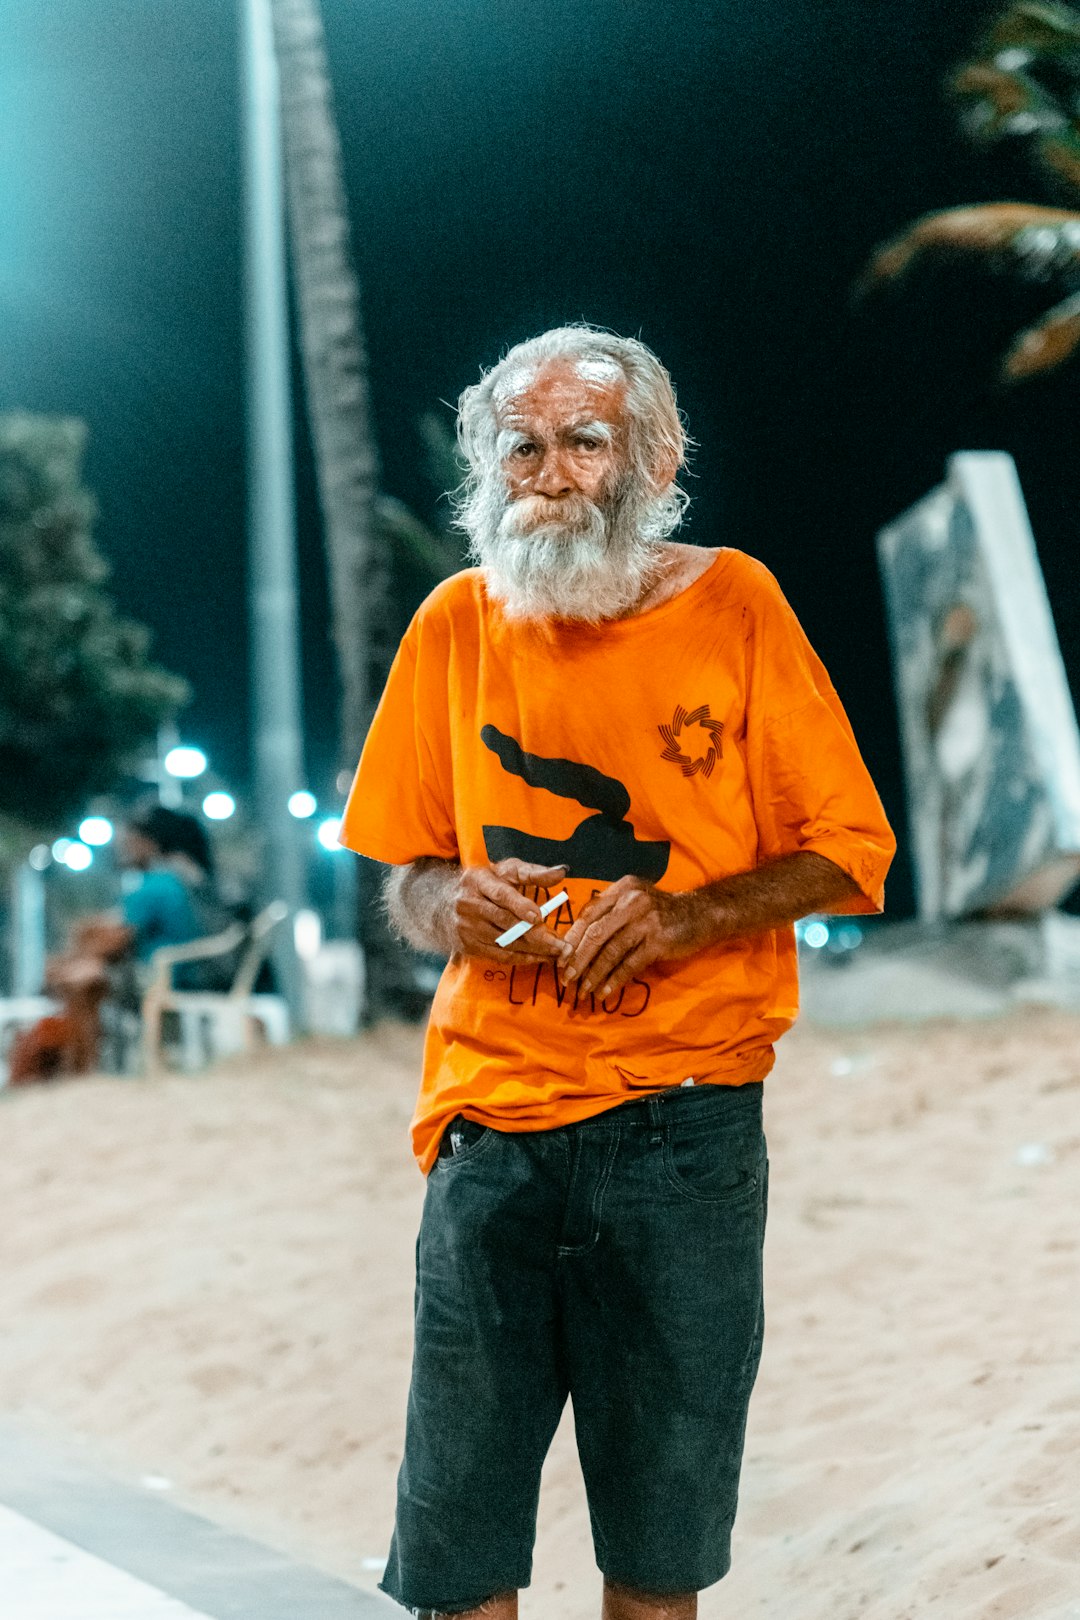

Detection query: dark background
(3, 0), (1078, 915)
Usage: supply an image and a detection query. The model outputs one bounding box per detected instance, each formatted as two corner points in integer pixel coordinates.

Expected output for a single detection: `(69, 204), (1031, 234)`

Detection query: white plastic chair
(141, 901), (290, 1074)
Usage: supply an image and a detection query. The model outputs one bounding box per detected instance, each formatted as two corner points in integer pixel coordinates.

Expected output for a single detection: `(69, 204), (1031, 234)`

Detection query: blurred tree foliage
(0, 413), (188, 845)
(861, 2), (1080, 385)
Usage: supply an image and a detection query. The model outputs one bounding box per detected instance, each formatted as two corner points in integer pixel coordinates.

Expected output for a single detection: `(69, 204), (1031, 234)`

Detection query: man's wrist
(429, 868), (464, 955)
(386, 858), (463, 955)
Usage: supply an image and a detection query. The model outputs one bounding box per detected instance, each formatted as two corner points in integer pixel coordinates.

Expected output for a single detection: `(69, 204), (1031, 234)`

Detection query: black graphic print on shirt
(480, 723), (671, 882)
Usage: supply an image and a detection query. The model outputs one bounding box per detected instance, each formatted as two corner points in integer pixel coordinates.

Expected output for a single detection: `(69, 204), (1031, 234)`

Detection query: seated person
(119, 804), (235, 990)
(11, 806), (235, 1082)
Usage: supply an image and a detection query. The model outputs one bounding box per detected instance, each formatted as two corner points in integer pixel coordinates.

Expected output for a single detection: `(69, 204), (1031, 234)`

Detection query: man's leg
(380, 1124), (567, 1616)
(561, 1085), (768, 1601)
(420, 1575), (694, 1617)
(602, 1581), (696, 1619)
(419, 1596), (518, 1619)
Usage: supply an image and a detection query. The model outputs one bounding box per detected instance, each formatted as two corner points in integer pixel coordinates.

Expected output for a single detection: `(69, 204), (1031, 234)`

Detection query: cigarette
(496, 890), (569, 949)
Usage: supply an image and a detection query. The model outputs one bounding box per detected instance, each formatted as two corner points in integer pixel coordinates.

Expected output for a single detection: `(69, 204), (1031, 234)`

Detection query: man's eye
(575, 437), (602, 451)
(511, 443), (537, 458)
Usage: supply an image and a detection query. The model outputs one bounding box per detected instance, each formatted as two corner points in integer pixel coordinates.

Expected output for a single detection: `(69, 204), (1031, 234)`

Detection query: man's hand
(450, 859), (570, 961)
(559, 877), (692, 997)
(384, 856), (569, 960)
(559, 851), (866, 996)
(388, 850), (863, 977)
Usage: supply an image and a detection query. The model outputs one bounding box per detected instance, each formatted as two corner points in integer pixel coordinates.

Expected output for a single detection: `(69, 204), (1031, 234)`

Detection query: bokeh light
(288, 790), (317, 819)
(202, 791), (236, 820)
(164, 745), (208, 779)
(79, 815), (114, 845)
(317, 816), (343, 851)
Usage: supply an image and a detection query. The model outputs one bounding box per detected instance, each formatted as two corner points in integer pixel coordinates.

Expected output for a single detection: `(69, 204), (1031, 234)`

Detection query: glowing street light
(164, 745), (208, 779)
(61, 842), (93, 871)
(203, 791), (237, 820)
(79, 816), (114, 846)
(316, 816), (343, 851)
(288, 789), (317, 819)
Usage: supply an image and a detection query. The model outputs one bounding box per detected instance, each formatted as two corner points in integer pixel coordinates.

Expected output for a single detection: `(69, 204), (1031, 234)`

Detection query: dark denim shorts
(380, 1081), (768, 1616)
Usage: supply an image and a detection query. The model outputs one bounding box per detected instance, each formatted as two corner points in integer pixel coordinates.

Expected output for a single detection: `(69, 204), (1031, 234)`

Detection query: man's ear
(650, 445), (681, 492)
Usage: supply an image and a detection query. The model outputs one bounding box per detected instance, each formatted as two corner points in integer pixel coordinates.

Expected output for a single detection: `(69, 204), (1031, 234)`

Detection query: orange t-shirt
(340, 549), (895, 1173)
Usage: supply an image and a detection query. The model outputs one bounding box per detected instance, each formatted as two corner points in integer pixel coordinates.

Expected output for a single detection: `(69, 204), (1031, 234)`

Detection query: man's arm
(559, 852), (863, 997)
(384, 856), (570, 961)
(385, 850), (860, 984)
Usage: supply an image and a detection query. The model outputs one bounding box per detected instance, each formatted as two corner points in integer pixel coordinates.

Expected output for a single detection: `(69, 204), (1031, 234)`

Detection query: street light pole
(11, 860), (46, 997)
(156, 722), (182, 808)
(239, 0), (308, 1025)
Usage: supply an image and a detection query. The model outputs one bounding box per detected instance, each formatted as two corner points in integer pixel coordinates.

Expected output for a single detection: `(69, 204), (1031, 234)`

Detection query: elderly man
(340, 326), (895, 1620)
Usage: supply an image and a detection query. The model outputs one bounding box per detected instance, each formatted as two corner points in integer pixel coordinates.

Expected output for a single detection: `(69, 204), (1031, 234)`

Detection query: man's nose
(533, 451), (574, 497)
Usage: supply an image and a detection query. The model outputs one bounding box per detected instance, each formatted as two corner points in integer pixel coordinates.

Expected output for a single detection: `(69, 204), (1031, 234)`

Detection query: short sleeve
(742, 562), (895, 914)
(338, 618), (459, 866)
(122, 871), (199, 957)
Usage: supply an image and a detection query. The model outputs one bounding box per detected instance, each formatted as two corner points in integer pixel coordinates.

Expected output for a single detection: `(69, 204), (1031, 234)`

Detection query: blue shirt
(122, 868), (203, 961)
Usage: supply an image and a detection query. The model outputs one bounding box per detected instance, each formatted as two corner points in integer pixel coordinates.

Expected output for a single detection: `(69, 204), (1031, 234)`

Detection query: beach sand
(1, 1011), (1078, 1618)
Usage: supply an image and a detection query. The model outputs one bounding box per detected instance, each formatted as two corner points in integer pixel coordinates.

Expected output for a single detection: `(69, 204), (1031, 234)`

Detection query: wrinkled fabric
(380, 1082), (769, 1613)
(341, 551), (895, 1173)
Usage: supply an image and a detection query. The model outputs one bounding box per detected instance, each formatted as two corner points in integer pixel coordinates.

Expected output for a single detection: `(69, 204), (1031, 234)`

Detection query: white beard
(468, 489), (664, 624)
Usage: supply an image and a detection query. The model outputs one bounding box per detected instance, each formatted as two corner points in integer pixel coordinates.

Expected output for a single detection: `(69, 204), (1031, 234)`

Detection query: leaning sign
(878, 452), (1080, 921)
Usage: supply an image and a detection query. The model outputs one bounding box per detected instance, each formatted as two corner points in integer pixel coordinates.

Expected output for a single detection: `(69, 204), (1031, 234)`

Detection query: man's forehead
(494, 356), (627, 425)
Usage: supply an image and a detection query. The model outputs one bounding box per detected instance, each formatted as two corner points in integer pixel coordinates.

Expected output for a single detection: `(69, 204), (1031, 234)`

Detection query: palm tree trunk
(268, 0), (414, 1016)
(268, 0), (393, 770)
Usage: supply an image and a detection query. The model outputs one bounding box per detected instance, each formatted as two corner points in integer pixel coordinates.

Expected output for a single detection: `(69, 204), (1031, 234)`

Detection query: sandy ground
(1, 1012), (1079, 1620)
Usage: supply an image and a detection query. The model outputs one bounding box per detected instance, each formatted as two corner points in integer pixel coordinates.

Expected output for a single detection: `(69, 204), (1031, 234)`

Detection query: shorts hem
(378, 1573), (530, 1614)
(598, 1547), (732, 1597)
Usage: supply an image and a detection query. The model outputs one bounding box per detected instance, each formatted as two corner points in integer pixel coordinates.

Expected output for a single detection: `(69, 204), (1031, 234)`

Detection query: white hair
(453, 324), (691, 542)
(451, 326), (692, 622)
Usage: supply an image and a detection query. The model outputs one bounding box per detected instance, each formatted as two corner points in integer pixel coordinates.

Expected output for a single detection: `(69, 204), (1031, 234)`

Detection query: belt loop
(647, 1093), (664, 1144)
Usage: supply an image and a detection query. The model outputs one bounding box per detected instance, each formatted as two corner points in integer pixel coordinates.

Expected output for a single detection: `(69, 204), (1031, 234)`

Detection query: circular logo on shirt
(658, 704), (724, 779)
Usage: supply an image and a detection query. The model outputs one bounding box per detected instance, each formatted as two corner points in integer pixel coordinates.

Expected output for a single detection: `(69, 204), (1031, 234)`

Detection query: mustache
(499, 492), (605, 537)
(500, 478), (634, 534)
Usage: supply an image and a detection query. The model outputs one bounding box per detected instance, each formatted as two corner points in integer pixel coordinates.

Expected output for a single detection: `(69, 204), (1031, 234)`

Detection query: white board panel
(878, 452), (1080, 919)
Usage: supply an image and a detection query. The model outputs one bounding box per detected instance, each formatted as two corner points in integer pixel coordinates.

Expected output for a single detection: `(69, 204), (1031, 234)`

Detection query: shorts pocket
(661, 1090), (765, 1205)
(435, 1116), (496, 1167)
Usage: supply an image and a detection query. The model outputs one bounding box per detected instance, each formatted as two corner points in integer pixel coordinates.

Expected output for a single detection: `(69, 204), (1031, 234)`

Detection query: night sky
(4, 0), (1079, 915)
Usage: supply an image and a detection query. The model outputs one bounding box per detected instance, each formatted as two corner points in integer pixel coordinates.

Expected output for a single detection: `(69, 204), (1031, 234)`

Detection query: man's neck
(609, 542), (719, 621)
